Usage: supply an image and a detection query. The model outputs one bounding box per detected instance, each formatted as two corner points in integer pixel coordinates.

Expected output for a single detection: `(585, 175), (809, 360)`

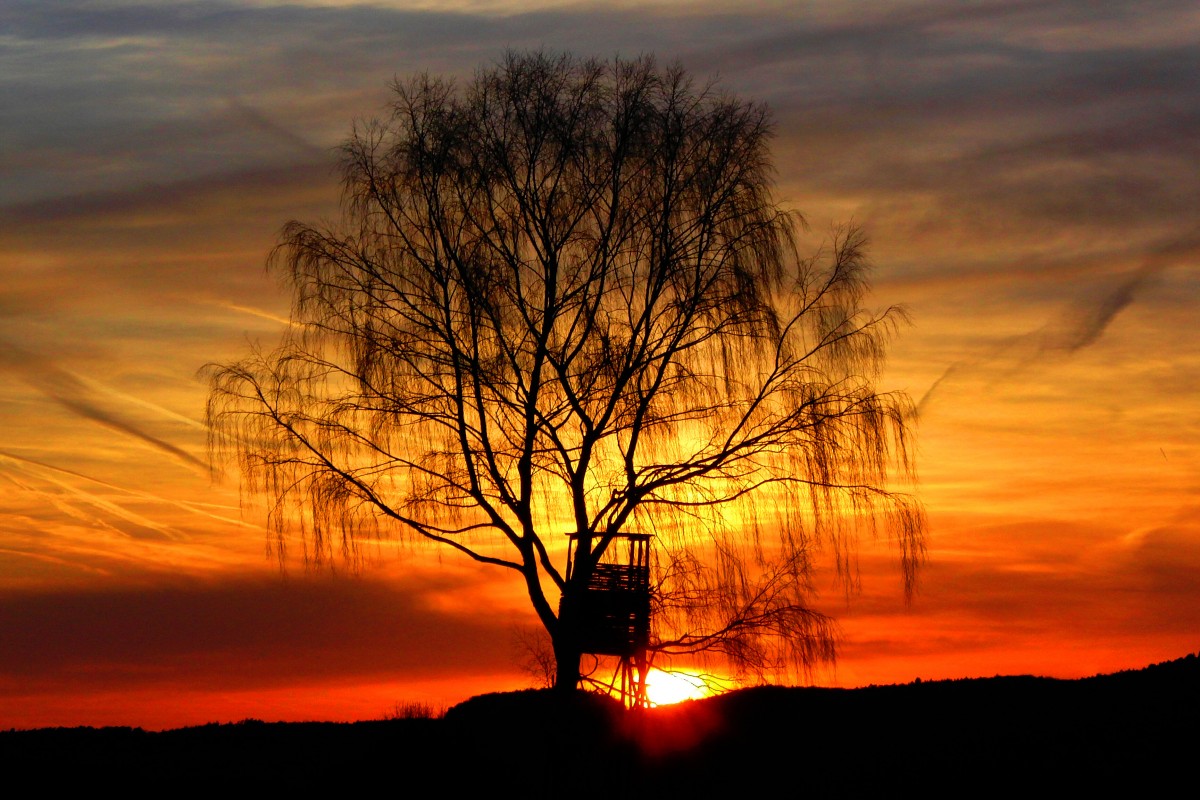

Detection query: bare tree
(207, 51), (925, 692)
(512, 625), (557, 690)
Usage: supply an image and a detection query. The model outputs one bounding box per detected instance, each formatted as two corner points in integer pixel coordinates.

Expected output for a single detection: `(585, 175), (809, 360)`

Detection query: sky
(2, 0), (1198, 729)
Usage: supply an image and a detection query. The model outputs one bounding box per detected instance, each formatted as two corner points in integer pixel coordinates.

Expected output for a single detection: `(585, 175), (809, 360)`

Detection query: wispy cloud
(917, 233), (1198, 413)
(0, 451), (181, 540)
(0, 340), (208, 472)
(219, 302), (295, 328)
(0, 449), (258, 533)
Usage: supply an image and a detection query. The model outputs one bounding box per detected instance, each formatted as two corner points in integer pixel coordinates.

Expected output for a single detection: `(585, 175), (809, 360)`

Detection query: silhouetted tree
(207, 51), (924, 691)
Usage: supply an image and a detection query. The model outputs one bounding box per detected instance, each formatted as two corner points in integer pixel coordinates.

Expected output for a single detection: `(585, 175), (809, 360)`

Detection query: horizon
(3, 0), (1198, 731)
(8, 651), (1198, 733)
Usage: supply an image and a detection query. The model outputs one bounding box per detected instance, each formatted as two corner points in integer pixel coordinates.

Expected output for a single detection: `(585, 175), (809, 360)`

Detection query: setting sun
(644, 670), (714, 706)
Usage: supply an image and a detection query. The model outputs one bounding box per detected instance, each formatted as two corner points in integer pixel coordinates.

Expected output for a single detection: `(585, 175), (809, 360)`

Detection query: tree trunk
(552, 589), (583, 692)
(553, 642), (581, 692)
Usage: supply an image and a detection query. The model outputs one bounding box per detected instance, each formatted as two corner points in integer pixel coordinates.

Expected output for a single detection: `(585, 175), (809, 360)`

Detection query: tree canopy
(207, 51), (925, 691)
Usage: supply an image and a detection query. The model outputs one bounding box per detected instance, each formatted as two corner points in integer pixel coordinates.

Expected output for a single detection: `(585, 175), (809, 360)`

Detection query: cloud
(0, 340), (207, 473)
(916, 233), (1199, 412)
(0, 571), (522, 692)
(0, 449), (257, 539)
(223, 96), (330, 160)
(0, 453), (179, 540)
(822, 509), (1200, 682)
(1127, 505), (1200, 605)
(1049, 254), (1168, 354)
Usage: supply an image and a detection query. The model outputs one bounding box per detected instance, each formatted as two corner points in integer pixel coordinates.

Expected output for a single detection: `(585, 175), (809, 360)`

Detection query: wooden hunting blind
(564, 532), (653, 706)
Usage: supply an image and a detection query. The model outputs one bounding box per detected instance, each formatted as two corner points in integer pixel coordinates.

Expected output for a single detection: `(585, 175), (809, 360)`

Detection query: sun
(643, 669), (712, 706)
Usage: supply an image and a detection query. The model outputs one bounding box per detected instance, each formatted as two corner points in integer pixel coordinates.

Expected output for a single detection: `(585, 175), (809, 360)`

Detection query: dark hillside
(4, 654), (1196, 794)
(637, 656), (1199, 794)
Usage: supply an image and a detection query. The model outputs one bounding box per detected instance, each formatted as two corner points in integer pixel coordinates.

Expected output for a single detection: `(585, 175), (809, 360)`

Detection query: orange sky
(2, 0), (1198, 729)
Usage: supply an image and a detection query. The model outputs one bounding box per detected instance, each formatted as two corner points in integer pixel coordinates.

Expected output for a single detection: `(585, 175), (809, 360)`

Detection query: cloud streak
(0, 452), (179, 540)
(0, 449), (257, 536)
(0, 340), (208, 473)
(917, 233), (1198, 413)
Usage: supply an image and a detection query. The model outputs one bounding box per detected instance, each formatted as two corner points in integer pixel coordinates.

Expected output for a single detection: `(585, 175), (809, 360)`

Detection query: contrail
(0, 469), (131, 536)
(0, 452), (180, 540)
(225, 96), (330, 160)
(220, 302), (296, 328)
(918, 235), (1197, 414)
(1040, 259), (1165, 355)
(49, 394), (208, 471)
(75, 373), (206, 430)
(0, 449), (259, 532)
(0, 340), (208, 473)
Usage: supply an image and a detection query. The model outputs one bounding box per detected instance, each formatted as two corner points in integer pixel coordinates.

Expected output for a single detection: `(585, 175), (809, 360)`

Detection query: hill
(4, 653), (1196, 794)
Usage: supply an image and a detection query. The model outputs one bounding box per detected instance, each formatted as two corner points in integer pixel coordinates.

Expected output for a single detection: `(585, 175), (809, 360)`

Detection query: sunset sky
(3, 0), (1198, 730)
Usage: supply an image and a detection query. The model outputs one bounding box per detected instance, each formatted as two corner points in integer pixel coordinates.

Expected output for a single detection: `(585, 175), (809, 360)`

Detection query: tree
(207, 51), (925, 694)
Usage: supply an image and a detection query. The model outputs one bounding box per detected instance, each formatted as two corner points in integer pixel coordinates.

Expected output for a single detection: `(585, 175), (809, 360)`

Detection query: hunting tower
(564, 532), (653, 707)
